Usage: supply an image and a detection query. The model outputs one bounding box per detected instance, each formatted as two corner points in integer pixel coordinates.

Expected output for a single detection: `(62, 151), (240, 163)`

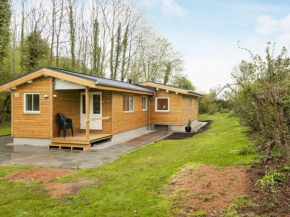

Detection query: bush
(257, 169), (287, 187)
(237, 145), (256, 155)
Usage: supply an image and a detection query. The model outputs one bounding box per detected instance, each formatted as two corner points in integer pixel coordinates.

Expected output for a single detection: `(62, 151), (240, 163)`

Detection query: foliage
(237, 145), (256, 155)
(199, 88), (231, 114)
(187, 119), (191, 127)
(0, 0), (11, 62)
(0, 113), (256, 217)
(0, 121), (10, 135)
(229, 43), (290, 161)
(22, 31), (49, 71)
(257, 169), (287, 187)
(171, 75), (196, 90)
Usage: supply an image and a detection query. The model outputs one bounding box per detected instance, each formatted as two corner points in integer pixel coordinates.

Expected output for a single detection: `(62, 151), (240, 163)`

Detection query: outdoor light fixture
(53, 95), (57, 98)
(44, 95), (49, 98)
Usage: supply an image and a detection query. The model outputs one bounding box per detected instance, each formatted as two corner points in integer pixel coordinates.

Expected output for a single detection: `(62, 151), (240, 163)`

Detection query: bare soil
(238, 157), (290, 216)
(5, 168), (74, 183)
(165, 165), (250, 216)
(5, 168), (98, 198)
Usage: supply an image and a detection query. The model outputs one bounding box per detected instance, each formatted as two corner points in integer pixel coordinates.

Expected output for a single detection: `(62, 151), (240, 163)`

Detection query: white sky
(141, 0), (290, 93)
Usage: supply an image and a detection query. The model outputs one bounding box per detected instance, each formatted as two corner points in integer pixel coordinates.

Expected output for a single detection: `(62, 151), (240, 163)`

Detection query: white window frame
(189, 97), (192, 110)
(155, 97), (170, 112)
(123, 94), (134, 113)
(23, 93), (41, 114)
(142, 96), (147, 111)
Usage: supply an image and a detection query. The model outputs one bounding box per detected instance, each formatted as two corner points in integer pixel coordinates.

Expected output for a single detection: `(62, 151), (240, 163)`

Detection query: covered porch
(50, 79), (113, 150)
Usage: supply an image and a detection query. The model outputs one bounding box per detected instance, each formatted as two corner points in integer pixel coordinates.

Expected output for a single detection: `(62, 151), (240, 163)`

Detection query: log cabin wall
(11, 76), (51, 139)
(111, 92), (148, 134)
(150, 90), (183, 126)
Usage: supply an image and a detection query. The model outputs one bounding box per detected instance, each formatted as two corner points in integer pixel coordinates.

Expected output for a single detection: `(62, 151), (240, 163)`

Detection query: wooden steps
(48, 143), (90, 151)
(48, 133), (112, 151)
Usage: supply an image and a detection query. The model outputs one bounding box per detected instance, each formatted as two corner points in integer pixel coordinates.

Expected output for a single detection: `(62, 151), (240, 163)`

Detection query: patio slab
(0, 131), (170, 168)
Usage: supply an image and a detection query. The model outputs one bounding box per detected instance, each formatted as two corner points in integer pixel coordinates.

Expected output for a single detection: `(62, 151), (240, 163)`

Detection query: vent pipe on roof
(128, 78), (133, 84)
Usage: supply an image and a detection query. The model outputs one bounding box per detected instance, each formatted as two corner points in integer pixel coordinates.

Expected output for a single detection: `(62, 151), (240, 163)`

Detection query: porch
(49, 133), (112, 151)
(52, 79), (113, 150)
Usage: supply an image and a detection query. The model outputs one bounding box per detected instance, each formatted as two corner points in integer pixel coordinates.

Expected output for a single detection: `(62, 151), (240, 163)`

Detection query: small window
(82, 95), (86, 114)
(93, 94), (101, 114)
(123, 94), (134, 112)
(155, 97), (169, 112)
(189, 97), (192, 109)
(142, 96), (147, 111)
(24, 93), (40, 113)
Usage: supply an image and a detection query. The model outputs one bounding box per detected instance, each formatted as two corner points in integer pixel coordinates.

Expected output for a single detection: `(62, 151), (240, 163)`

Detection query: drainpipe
(148, 90), (156, 130)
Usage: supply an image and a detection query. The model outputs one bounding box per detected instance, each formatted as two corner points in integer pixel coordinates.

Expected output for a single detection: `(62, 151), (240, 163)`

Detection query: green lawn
(0, 113), (256, 217)
(0, 122), (11, 136)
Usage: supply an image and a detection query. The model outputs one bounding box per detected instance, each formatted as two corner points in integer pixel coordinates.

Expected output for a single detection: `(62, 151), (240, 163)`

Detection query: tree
(22, 31), (49, 71)
(171, 75), (195, 90)
(0, 0), (11, 63)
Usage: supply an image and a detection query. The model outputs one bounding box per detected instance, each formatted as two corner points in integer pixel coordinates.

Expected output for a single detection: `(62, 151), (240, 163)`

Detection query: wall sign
(14, 92), (20, 97)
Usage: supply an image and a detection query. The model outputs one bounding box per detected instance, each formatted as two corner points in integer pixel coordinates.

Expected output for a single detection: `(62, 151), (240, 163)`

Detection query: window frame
(155, 97), (170, 112)
(142, 96), (147, 111)
(23, 93), (41, 114)
(123, 94), (134, 113)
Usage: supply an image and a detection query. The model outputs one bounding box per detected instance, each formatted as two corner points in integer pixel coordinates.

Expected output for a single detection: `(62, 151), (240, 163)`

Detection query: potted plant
(185, 119), (191, 132)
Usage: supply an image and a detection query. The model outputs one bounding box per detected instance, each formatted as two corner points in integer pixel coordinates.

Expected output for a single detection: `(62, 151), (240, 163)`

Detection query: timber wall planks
(12, 76), (51, 138)
(52, 89), (81, 137)
(181, 96), (199, 125)
(150, 90), (183, 126)
(112, 92), (148, 134)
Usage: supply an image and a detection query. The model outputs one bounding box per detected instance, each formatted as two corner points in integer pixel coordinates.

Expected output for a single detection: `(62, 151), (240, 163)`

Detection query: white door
(80, 92), (102, 130)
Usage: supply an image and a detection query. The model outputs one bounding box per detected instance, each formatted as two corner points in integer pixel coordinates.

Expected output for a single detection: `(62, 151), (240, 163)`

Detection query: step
(48, 143), (90, 151)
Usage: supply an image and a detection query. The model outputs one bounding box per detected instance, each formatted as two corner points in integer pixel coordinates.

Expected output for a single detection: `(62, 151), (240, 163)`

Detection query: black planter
(185, 126), (191, 133)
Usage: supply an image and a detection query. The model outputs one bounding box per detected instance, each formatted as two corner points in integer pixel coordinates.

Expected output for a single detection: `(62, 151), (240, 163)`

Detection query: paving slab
(0, 131), (170, 168)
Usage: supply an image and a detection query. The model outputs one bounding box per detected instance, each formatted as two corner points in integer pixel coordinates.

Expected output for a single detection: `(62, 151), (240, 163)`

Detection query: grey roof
(0, 66), (154, 93)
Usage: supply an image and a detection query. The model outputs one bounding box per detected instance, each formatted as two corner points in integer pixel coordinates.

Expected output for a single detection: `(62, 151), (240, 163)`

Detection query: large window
(123, 94), (134, 112)
(24, 93), (40, 113)
(142, 96), (147, 111)
(155, 97), (169, 112)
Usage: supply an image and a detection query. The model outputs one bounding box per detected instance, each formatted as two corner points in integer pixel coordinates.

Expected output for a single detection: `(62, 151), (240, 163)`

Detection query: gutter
(148, 90), (156, 130)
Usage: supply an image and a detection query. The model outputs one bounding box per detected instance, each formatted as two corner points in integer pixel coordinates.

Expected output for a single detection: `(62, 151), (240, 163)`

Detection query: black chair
(56, 113), (73, 138)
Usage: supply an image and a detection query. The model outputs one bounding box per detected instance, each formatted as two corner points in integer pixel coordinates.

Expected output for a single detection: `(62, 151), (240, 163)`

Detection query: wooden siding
(181, 95), (199, 125)
(52, 89), (81, 137)
(12, 76), (51, 139)
(112, 92), (148, 134)
(79, 89), (112, 135)
(150, 90), (183, 126)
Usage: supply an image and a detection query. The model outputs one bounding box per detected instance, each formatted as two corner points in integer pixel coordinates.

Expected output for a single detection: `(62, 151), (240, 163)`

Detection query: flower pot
(185, 126), (191, 133)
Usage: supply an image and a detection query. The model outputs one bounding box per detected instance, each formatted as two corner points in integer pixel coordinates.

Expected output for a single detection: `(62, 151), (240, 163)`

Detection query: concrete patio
(0, 131), (170, 168)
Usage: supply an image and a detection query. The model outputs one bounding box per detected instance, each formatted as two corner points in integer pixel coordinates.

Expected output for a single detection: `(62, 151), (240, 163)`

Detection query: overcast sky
(140, 0), (290, 92)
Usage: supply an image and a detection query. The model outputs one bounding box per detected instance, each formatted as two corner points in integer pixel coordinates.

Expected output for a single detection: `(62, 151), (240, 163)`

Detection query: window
(82, 95), (86, 114)
(24, 93), (40, 113)
(93, 94), (101, 114)
(142, 96), (147, 111)
(123, 94), (134, 112)
(155, 97), (169, 112)
(189, 97), (192, 109)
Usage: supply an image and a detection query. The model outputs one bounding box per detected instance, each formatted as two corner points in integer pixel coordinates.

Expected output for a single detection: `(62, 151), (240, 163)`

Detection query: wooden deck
(49, 133), (112, 151)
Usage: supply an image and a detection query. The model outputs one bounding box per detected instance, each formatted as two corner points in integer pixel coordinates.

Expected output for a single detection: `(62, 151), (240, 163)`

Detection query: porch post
(85, 86), (90, 139)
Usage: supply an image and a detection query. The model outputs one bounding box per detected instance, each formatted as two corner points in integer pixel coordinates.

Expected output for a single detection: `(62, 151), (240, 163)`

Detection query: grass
(0, 122), (11, 136)
(0, 113), (257, 217)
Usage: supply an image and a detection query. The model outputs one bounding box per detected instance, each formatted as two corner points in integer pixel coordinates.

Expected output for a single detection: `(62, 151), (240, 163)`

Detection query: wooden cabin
(0, 67), (203, 150)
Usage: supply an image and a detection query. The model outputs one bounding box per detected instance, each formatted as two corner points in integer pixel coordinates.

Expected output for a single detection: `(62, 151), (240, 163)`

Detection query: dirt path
(166, 165), (250, 216)
(5, 168), (97, 198)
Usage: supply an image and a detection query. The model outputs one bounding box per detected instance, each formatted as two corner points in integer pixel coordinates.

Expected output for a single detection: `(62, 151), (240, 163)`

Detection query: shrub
(257, 169), (287, 187)
(237, 145), (256, 155)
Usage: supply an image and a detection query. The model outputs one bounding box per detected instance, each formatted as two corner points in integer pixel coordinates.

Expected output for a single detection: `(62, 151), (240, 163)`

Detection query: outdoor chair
(56, 113), (74, 138)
